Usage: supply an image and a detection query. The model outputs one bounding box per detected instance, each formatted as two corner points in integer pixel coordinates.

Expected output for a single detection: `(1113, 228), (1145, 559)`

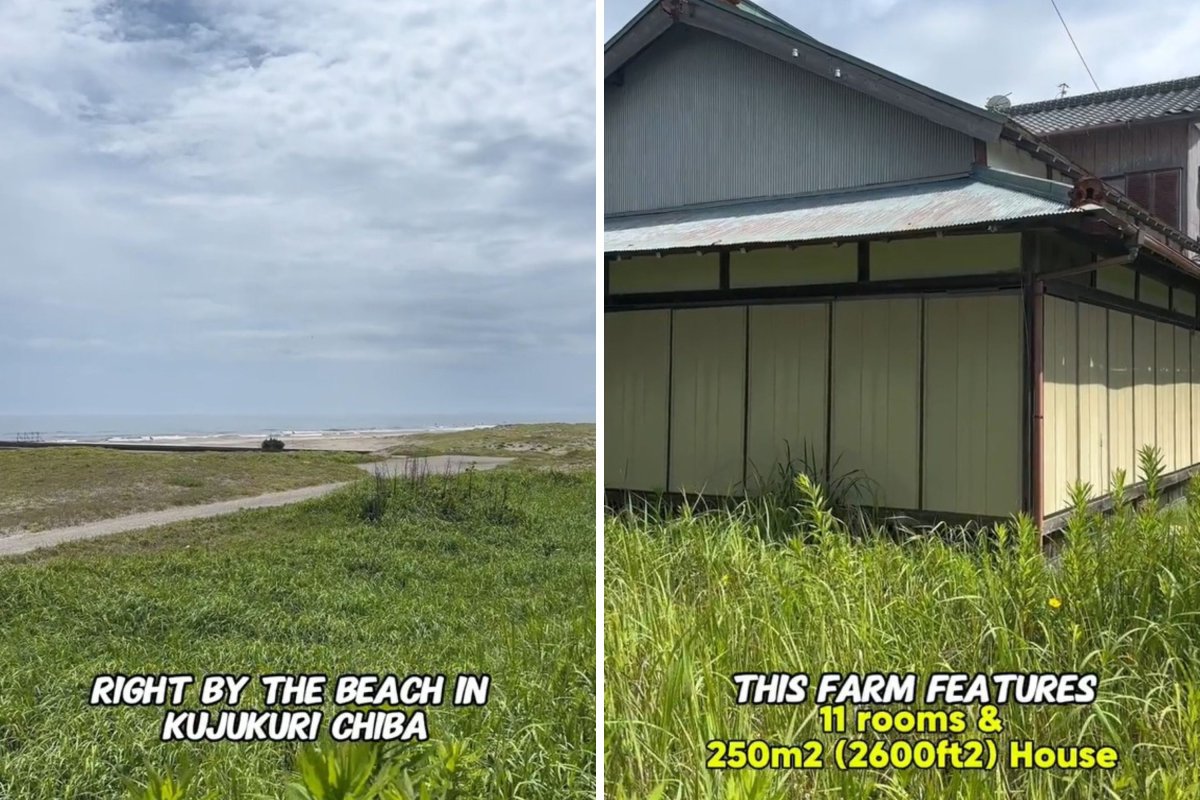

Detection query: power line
(1050, 0), (1100, 92)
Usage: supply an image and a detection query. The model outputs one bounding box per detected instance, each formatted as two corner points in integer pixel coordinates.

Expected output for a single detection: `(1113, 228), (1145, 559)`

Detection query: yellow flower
(1048, 597), (1063, 610)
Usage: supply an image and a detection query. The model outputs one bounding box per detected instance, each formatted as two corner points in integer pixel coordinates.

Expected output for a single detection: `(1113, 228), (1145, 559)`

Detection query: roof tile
(1009, 75), (1200, 134)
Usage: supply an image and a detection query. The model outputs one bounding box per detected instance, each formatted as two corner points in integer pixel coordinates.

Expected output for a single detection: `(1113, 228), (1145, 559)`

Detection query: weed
(606, 462), (1200, 799)
(0, 469), (594, 799)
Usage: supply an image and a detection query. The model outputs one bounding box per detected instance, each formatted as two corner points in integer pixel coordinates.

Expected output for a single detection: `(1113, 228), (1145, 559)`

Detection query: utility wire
(1050, 0), (1101, 92)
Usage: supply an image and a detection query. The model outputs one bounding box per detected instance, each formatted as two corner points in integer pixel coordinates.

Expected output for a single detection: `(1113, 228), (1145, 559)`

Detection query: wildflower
(1048, 597), (1063, 610)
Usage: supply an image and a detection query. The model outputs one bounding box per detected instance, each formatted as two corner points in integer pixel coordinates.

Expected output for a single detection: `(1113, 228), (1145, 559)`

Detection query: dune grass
(605, 466), (1200, 799)
(0, 448), (370, 533)
(0, 468), (595, 799)
(387, 423), (594, 471)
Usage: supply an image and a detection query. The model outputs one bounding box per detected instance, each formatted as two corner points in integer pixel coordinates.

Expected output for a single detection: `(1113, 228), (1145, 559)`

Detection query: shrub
(261, 437), (286, 451)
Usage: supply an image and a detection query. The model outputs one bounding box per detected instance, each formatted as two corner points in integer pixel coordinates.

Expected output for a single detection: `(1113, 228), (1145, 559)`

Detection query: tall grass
(0, 469), (594, 799)
(606, 457), (1200, 799)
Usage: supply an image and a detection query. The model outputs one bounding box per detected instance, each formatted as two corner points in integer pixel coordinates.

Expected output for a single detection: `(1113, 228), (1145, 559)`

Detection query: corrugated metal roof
(605, 171), (1090, 253)
(1009, 75), (1200, 134)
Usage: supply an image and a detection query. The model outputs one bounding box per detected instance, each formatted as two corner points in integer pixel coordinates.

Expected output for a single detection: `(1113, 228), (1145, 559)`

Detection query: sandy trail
(0, 455), (512, 557)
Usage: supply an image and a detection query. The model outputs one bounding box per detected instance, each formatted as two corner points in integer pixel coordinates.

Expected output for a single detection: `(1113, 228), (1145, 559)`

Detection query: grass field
(0, 448), (369, 532)
(605, 472), (1200, 799)
(387, 424), (594, 471)
(0, 467), (595, 799)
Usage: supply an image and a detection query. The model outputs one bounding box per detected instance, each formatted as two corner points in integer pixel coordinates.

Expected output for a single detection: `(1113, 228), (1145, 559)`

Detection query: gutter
(1001, 121), (1200, 258)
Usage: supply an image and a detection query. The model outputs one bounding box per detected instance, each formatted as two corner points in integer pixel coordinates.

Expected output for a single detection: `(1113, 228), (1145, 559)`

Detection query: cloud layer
(1, 0), (595, 418)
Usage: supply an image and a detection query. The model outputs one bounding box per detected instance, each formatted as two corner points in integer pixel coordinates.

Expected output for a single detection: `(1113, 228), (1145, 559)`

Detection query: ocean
(0, 411), (584, 444)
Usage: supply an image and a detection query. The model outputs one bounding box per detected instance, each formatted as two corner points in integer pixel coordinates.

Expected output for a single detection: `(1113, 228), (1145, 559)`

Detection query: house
(602, 0), (1200, 530)
(1009, 77), (1200, 238)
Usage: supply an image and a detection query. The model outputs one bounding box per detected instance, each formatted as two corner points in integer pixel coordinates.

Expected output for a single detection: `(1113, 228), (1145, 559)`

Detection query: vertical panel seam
(665, 309), (675, 492)
(917, 297), (927, 511)
(741, 305), (750, 492)
(825, 301), (834, 482)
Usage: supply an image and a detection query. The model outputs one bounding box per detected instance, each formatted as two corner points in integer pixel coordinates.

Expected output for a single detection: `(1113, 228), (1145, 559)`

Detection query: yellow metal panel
(1155, 322), (1177, 472)
(922, 296), (1021, 516)
(871, 234), (1021, 280)
(608, 253), (720, 294)
(1077, 303), (1109, 496)
(1176, 326), (1192, 469)
(1096, 266), (1136, 299)
(1042, 297), (1078, 516)
(604, 310), (671, 491)
(1194, 333), (1200, 467)
(1133, 315), (1157, 469)
(744, 304), (829, 492)
(1142, 278), (1170, 309)
(1107, 312), (1136, 488)
(730, 246), (856, 288)
(669, 306), (747, 495)
(830, 298), (920, 508)
(1175, 290), (1196, 317)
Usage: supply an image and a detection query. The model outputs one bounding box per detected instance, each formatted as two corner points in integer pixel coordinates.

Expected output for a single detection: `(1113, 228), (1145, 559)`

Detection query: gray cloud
(0, 0), (595, 418)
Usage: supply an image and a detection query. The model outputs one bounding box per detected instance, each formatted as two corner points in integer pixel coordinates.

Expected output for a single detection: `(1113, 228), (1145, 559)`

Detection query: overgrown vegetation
(261, 437), (286, 452)
(387, 424), (594, 471)
(0, 447), (368, 532)
(606, 446), (1200, 799)
(0, 469), (595, 799)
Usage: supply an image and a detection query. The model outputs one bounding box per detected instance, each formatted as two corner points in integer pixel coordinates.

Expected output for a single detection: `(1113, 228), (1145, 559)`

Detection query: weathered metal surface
(605, 175), (1089, 254)
(605, 25), (975, 215)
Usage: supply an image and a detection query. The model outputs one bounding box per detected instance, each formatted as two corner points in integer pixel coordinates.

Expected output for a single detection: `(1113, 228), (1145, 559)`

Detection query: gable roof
(605, 0), (1006, 142)
(1009, 75), (1200, 135)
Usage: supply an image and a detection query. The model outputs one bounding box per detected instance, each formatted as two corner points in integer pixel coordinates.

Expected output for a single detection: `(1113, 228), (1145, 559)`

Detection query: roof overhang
(605, 0), (1006, 142)
(605, 168), (1091, 256)
(1000, 120), (1200, 259)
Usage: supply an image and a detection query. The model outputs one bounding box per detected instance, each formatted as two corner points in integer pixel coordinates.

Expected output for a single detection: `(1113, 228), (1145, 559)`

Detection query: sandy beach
(136, 431), (425, 453)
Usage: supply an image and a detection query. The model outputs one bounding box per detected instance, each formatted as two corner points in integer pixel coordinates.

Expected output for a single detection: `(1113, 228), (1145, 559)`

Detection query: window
(1104, 169), (1182, 230)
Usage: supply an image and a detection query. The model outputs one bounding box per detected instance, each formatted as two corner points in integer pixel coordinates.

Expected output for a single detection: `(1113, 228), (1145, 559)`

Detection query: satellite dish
(985, 94), (1013, 113)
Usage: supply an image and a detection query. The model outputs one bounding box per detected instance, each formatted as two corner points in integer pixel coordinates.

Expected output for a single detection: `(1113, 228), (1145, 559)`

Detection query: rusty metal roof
(605, 169), (1092, 254)
(1009, 75), (1200, 134)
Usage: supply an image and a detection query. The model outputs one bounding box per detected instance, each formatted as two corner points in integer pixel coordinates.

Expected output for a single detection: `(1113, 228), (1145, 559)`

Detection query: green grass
(605, 472), (1200, 799)
(0, 468), (595, 799)
(386, 424), (594, 471)
(0, 448), (370, 532)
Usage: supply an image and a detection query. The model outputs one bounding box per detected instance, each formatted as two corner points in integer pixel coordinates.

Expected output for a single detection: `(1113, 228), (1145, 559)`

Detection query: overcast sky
(0, 0), (594, 422)
(605, 0), (1200, 107)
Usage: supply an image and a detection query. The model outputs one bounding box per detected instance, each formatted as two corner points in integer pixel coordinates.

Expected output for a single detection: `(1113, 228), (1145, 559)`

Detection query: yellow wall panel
(608, 253), (719, 294)
(1141, 277), (1170, 309)
(1175, 326), (1192, 469)
(604, 310), (671, 491)
(669, 306), (747, 495)
(871, 234), (1021, 280)
(1107, 312), (1136, 488)
(922, 295), (1022, 516)
(731, 246), (856, 288)
(831, 298), (920, 508)
(1175, 290), (1196, 317)
(744, 304), (829, 492)
(1194, 333), (1200, 467)
(1133, 316), (1157, 470)
(1096, 266), (1136, 299)
(1042, 297), (1078, 515)
(1077, 303), (1109, 496)
(1155, 321), (1177, 472)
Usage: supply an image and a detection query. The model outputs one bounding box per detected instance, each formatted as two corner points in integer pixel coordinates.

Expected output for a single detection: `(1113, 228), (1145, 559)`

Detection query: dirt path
(0, 454), (512, 557)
